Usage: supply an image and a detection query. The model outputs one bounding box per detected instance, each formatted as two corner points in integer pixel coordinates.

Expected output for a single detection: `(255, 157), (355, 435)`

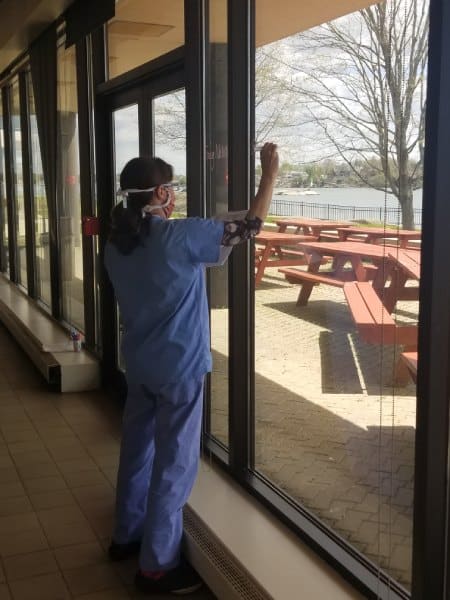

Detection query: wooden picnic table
(381, 249), (421, 312)
(337, 226), (421, 248)
(276, 218), (350, 237)
(280, 241), (390, 305)
(254, 230), (316, 286)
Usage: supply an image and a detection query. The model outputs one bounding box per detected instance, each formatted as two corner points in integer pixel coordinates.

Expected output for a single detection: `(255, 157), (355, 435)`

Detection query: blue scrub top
(104, 216), (224, 390)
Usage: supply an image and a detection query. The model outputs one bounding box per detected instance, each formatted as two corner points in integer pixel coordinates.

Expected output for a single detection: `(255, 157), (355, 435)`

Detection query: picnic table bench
(279, 268), (346, 304)
(279, 241), (389, 305)
(254, 231), (317, 286)
(400, 351), (418, 383)
(343, 281), (418, 346)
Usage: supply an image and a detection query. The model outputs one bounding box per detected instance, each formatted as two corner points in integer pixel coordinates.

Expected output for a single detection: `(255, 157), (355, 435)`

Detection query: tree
(279, 0), (428, 229)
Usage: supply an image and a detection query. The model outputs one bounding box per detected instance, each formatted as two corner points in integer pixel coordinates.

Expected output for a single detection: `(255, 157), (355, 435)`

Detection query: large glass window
(0, 100), (8, 275)
(11, 79), (27, 288)
(28, 74), (51, 307)
(112, 103), (139, 371)
(206, 0), (229, 447)
(153, 89), (186, 218)
(107, 0), (184, 80)
(253, 0), (426, 591)
(57, 44), (84, 331)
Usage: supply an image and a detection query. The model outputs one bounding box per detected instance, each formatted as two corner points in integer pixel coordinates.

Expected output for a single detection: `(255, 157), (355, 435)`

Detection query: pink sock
(140, 570), (166, 580)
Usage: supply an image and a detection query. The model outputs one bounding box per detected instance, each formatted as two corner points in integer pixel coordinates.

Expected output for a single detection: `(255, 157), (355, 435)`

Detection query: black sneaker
(135, 561), (203, 595)
(108, 539), (141, 561)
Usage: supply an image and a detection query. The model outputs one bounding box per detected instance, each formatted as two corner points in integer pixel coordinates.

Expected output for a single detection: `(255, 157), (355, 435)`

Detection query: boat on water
(274, 188), (320, 196)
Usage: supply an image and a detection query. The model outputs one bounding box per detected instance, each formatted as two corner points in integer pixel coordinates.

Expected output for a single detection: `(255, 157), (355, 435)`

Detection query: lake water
(273, 187), (423, 210)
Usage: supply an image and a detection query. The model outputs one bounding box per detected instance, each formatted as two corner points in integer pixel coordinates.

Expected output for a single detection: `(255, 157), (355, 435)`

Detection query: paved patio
(210, 266), (417, 590)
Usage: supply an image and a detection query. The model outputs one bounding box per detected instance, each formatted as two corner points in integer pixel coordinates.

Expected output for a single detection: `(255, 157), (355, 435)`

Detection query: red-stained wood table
(254, 231), (316, 286)
(337, 226), (421, 248)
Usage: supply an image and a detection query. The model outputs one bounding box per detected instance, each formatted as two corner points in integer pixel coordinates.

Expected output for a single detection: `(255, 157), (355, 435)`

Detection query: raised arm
(221, 142), (279, 246)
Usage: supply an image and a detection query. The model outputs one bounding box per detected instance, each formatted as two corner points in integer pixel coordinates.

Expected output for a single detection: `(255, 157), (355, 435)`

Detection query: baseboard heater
(184, 506), (272, 600)
(0, 277), (100, 392)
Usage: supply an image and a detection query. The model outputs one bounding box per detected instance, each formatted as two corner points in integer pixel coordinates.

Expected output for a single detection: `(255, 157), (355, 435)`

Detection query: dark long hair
(109, 157), (173, 255)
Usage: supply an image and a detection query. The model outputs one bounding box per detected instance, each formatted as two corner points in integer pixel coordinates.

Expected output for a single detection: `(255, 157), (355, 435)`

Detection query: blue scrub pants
(113, 376), (204, 571)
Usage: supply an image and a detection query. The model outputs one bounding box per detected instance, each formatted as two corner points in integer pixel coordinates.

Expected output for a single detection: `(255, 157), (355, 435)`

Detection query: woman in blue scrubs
(105, 143), (278, 595)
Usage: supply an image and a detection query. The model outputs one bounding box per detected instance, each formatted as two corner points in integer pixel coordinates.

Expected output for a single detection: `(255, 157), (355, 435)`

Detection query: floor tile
(28, 490), (77, 511)
(0, 468), (21, 485)
(8, 572), (70, 599)
(41, 520), (97, 548)
(0, 513), (40, 535)
(0, 527), (48, 557)
(22, 476), (68, 495)
(53, 542), (106, 570)
(62, 563), (121, 596)
(36, 505), (87, 528)
(3, 550), (58, 581)
(75, 589), (131, 599)
(16, 463), (60, 480)
(0, 497), (32, 518)
(63, 469), (109, 489)
(56, 457), (99, 474)
(0, 483), (26, 500)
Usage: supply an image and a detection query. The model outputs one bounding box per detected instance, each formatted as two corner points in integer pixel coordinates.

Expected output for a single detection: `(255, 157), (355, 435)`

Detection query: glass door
(101, 68), (185, 381)
(111, 103), (140, 371)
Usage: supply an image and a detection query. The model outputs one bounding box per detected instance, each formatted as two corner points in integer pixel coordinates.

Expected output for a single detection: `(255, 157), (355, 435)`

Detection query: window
(57, 44), (84, 331)
(28, 73), (51, 307)
(0, 99), (8, 275)
(252, 0), (426, 591)
(10, 78), (27, 288)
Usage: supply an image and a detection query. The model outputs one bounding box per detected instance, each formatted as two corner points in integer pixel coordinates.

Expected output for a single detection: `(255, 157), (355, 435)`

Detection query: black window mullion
(0, 90), (6, 274)
(19, 71), (36, 297)
(138, 91), (152, 157)
(75, 39), (96, 346)
(227, 0), (253, 474)
(2, 86), (17, 282)
(411, 0), (450, 597)
(184, 0), (206, 219)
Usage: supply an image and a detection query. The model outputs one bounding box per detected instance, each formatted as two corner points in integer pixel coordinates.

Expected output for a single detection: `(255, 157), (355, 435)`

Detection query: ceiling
(0, 0), (75, 75)
(0, 0), (378, 78)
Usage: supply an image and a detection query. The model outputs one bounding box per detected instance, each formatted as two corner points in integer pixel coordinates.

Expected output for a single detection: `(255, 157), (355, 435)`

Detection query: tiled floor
(0, 324), (215, 599)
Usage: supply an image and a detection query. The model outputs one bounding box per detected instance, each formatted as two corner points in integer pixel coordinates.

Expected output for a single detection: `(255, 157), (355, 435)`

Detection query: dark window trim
(18, 71), (36, 297)
(227, 0), (253, 475)
(75, 38), (96, 345)
(97, 46), (185, 98)
(184, 0), (206, 219)
(411, 0), (450, 597)
(0, 89), (7, 273)
(2, 84), (17, 282)
(95, 36), (185, 394)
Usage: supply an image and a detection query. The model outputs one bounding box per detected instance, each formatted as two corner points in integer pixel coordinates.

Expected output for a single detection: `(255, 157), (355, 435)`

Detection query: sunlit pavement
(211, 267), (417, 589)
